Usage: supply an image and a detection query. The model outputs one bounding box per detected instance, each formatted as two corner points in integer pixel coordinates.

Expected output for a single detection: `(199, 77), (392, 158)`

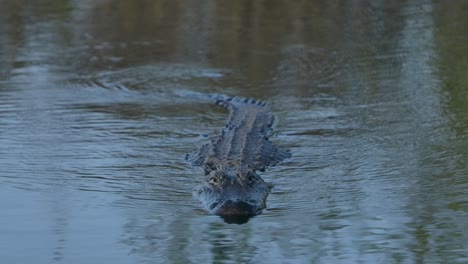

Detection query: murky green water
(1, 0), (468, 263)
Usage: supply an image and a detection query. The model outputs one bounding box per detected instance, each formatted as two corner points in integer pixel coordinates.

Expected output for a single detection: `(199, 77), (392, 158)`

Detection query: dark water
(1, 0), (468, 263)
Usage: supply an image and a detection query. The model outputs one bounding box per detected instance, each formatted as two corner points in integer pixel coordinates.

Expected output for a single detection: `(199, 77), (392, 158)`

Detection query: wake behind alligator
(186, 96), (291, 222)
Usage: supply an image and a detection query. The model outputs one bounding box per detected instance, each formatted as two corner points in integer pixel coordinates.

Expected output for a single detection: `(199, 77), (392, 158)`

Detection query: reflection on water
(1, 0), (468, 263)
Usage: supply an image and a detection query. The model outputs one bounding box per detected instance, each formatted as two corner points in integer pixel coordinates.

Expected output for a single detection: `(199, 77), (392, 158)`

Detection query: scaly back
(187, 97), (290, 173)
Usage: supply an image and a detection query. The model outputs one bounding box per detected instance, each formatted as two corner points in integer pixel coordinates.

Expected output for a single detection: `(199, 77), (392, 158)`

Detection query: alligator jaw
(212, 200), (265, 224)
(211, 200), (263, 216)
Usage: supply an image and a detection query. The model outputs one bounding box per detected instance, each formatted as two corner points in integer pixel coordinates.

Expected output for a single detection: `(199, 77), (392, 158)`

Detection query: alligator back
(187, 97), (290, 172)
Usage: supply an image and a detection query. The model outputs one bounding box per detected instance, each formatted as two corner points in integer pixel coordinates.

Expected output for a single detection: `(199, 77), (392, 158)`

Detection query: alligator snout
(212, 200), (260, 216)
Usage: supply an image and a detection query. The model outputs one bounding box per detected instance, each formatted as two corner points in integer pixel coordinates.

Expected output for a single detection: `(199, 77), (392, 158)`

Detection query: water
(1, 0), (467, 263)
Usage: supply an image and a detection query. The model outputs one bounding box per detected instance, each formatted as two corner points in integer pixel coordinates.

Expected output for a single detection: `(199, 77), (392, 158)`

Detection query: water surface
(1, 0), (468, 263)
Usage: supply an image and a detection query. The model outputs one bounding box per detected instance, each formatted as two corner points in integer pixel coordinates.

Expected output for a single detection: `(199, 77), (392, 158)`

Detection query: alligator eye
(209, 176), (219, 186)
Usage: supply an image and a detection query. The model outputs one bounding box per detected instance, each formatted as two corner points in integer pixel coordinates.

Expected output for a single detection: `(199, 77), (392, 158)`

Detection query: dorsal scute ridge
(187, 96), (290, 172)
(215, 96), (270, 110)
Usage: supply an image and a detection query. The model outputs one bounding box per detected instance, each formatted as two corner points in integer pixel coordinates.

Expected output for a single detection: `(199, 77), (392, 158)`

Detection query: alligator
(186, 96), (290, 222)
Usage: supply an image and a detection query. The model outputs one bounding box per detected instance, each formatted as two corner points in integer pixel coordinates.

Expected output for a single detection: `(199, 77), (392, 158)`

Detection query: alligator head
(195, 166), (270, 223)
